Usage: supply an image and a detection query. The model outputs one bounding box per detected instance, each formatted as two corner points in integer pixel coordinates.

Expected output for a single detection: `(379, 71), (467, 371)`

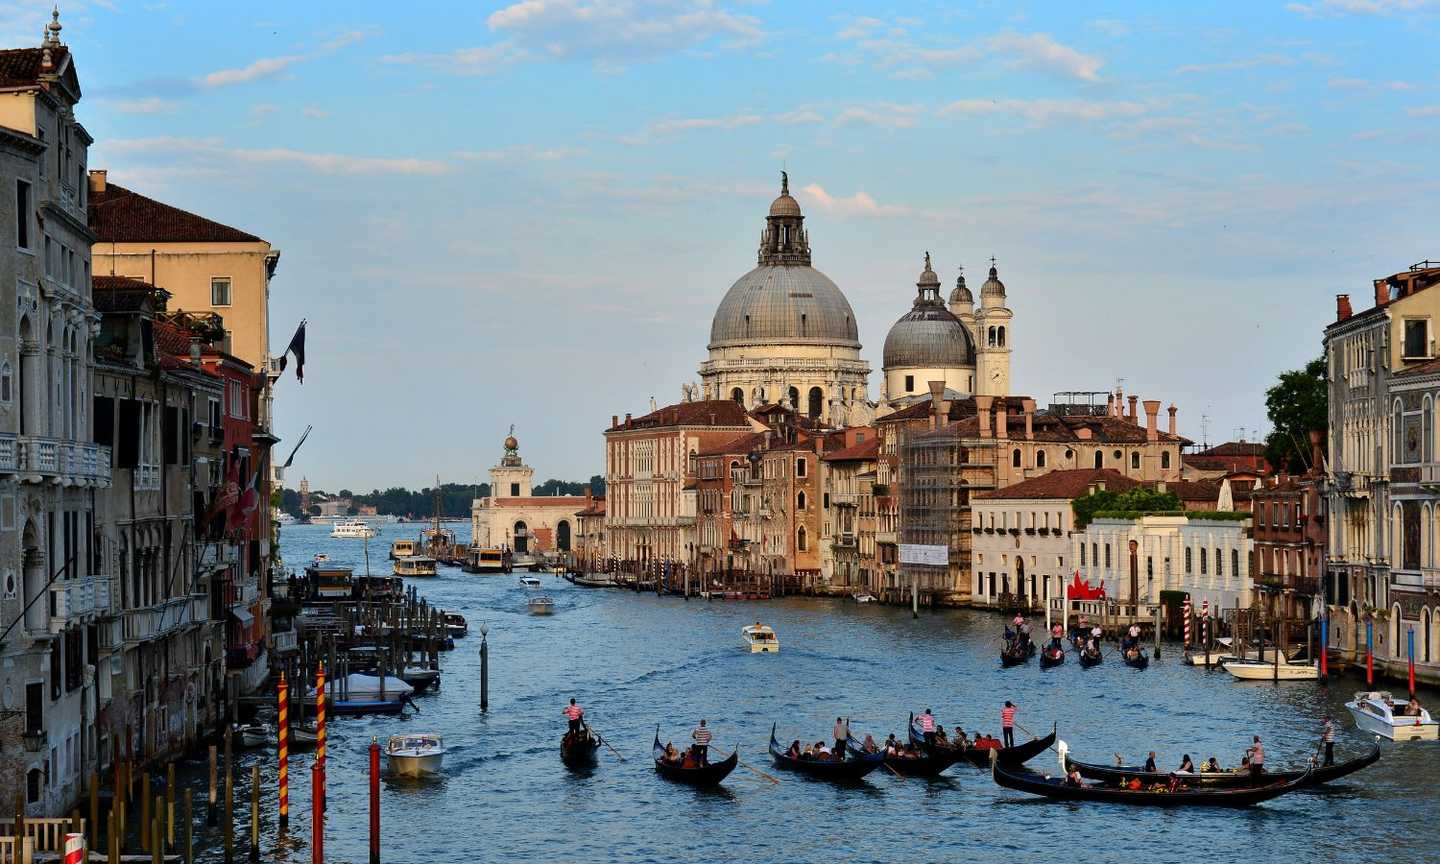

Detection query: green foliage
(1091, 509), (1252, 522)
(1264, 357), (1327, 474)
(1073, 487), (1181, 529)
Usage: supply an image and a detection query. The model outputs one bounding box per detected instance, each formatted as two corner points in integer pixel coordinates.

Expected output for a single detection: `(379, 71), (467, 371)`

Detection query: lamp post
(479, 622), (489, 712)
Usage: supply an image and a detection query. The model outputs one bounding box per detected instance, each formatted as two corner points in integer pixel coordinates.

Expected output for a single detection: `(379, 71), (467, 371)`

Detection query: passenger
(816, 741), (832, 760)
(664, 742), (680, 763)
(1177, 754), (1195, 774)
(1065, 768), (1084, 787)
(1204, 757), (1221, 773)
(801, 743), (814, 759)
(954, 726), (969, 748)
(861, 734), (879, 754)
(1246, 736), (1265, 776)
(1126, 776), (1142, 791)
(787, 740), (802, 759)
(1143, 751), (1157, 773)
(1404, 699), (1423, 717)
(884, 734), (898, 756)
(934, 727), (950, 748)
(1237, 755), (1251, 773)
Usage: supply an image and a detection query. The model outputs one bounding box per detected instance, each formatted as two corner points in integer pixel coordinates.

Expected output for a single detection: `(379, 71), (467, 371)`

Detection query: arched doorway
(513, 521), (529, 555)
(556, 520), (571, 552)
(1016, 557), (1026, 603)
(807, 387), (823, 420)
(1128, 540), (1139, 611)
(731, 387), (744, 404)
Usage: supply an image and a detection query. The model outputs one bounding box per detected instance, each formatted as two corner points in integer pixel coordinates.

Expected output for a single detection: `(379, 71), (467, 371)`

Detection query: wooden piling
(166, 762), (175, 845)
(108, 809), (118, 864)
(207, 744), (217, 827)
(224, 726), (234, 864)
(249, 764), (260, 864)
(89, 773), (98, 852)
(140, 772), (150, 853)
(183, 790), (193, 864)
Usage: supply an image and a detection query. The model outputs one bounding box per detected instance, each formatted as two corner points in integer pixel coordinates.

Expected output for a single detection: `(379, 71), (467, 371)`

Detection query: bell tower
(975, 259), (1013, 397)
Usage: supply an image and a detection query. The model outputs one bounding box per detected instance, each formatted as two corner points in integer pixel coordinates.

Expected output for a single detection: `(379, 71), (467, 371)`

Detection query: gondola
(1078, 648), (1103, 668)
(991, 752), (1313, 807)
(652, 728), (738, 785)
(1123, 648), (1150, 669)
(885, 713), (970, 778)
(1000, 641), (1034, 667)
(1039, 646), (1065, 669)
(561, 725), (602, 768)
(909, 719), (1057, 768)
(1064, 742), (1380, 789)
(768, 723), (885, 781)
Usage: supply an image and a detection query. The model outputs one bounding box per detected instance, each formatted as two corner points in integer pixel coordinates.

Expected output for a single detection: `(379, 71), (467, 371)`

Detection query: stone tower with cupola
(489, 430), (533, 499)
(974, 260), (1013, 397)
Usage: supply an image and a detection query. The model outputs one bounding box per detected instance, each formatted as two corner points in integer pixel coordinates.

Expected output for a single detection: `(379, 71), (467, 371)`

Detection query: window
(1232, 549), (1239, 576)
(207, 398), (222, 432)
(1161, 451), (1171, 470)
(1200, 547), (1208, 575)
(1405, 319), (1429, 359)
(1093, 450), (1103, 469)
(1012, 448), (1021, 468)
(509, 482), (519, 496)
(16, 180), (31, 249)
(797, 491), (807, 510)
(1104, 544), (1111, 568)
(1131, 452), (1140, 470)
(997, 326), (1006, 347)
(1081, 544), (1087, 566)
(1185, 547), (1193, 573)
(211, 277), (232, 307)
(1146, 556), (1153, 578)
(1215, 549), (1223, 576)
(795, 457), (807, 478)
(731, 387), (743, 404)
(797, 526), (808, 552)
(0, 361), (10, 404)
(1036, 450), (1046, 469)
(904, 374), (914, 393)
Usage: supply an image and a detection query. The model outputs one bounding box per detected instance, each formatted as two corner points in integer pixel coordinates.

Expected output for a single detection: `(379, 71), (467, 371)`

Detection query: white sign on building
(899, 543), (949, 566)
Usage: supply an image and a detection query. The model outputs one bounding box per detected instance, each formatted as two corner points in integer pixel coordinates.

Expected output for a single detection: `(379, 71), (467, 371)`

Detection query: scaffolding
(897, 423), (996, 602)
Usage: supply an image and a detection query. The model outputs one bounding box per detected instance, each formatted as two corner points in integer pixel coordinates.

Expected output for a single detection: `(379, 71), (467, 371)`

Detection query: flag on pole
(282, 425), (312, 470)
(277, 320), (306, 383)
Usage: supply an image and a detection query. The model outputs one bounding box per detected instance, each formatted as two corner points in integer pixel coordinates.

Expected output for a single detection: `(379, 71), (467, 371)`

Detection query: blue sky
(19, 0), (1440, 490)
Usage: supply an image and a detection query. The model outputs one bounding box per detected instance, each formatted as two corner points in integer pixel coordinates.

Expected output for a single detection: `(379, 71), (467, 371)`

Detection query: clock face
(990, 370), (1001, 381)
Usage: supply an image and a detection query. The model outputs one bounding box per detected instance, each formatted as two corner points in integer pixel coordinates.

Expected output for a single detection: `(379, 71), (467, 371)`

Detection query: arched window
(1012, 448), (1022, 468)
(556, 520), (572, 551)
(988, 326), (997, 347)
(797, 491), (807, 510)
(1161, 451), (1172, 470)
(807, 386), (823, 420)
(787, 386), (799, 410)
(1232, 548), (1239, 577)
(1130, 451), (1140, 470)
(1036, 450), (1046, 469)
(1093, 450), (1103, 469)
(1200, 548), (1208, 575)
(1426, 608), (1433, 663)
(1215, 548), (1223, 576)
(797, 526), (808, 552)
(0, 360), (10, 404)
(731, 387), (744, 404)
(997, 326), (1006, 347)
(1426, 396), (1434, 463)
(1185, 547), (1193, 573)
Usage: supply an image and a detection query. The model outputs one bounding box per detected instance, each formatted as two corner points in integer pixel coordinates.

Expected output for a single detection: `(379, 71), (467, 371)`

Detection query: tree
(1072, 487), (1181, 529)
(1264, 357), (1327, 474)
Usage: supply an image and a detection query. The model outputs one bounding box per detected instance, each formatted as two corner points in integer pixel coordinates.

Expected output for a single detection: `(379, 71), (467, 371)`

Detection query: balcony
(1422, 463), (1440, 487)
(834, 533), (856, 547)
(272, 629), (298, 654)
(831, 492), (858, 507)
(122, 596), (198, 645)
(48, 576), (112, 632)
(22, 729), (46, 752)
(228, 578), (259, 609)
(5, 435), (112, 486)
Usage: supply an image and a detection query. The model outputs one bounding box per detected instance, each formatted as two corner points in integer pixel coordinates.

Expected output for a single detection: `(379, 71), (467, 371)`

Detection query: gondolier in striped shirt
(1001, 701), (1018, 748)
(1321, 715), (1335, 766)
(919, 709), (937, 752)
(563, 698), (584, 734)
(691, 719), (712, 765)
(833, 717), (850, 762)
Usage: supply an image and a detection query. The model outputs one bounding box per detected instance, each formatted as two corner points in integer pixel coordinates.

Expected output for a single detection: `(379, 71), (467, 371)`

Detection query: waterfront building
(1072, 512), (1253, 624)
(758, 435), (826, 587)
(693, 430), (765, 587)
(971, 469), (1138, 610)
(698, 174), (871, 426)
(1322, 262), (1440, 668)
(1250, 462), (1324, 636)
(470, 433), (588, 560)
(0, 22), (115, 814)
(603, 400), (757, 572)
(820, 432), (880, 594)
(573, 496), (606, 572)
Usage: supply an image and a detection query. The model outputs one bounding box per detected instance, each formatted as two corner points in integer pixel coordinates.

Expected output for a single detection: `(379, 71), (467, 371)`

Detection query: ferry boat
(528, 596), (555, 615)
(1346, 690), (1439, 741)
(390, 538), (420, 559)
(331, 519), (378, 539)
(468, 547), (511, 574)
(393, 556), (439, 578)
(273, 509), (296, 526)
(386, 733), (445, 777)
(742, 622), (779, 653)
(307, 563), (354, 600)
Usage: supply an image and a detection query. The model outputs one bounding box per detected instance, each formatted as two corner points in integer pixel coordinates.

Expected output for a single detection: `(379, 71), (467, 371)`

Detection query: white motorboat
(235, 724), (268, 749)
(1346, 690), (1440, 741)
(386, 733), (445, 777)
(331, 519), (378, 539)
(853, 593), (877, 604)
(528, 595), (555, 615)
(290, 721), (319, 749)
(393, 555), (439, 578)
(519, 575), (542, 588)
(1222, 651), (1319, 681)
(741, 622), (779, 653)
(313, 672), (414, 703)
(441, 612), (468, 637)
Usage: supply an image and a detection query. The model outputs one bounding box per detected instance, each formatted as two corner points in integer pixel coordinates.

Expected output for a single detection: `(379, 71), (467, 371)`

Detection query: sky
(16, 0), (1440, 490)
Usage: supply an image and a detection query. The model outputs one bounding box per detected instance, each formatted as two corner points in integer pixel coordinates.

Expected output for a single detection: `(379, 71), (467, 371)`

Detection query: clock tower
(975, 260), (1013, 397)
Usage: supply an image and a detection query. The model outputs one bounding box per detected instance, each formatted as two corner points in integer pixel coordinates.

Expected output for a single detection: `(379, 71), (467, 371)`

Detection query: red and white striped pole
(64, 833), (85, 864)
(278, 672), (290, 832)
(316, 662), (327, 814)
(1183, 596), (1192, 648)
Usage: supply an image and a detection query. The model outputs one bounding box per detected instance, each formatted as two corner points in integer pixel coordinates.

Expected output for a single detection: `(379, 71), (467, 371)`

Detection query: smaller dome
(916, 251), (940, 288)
(769, 192), (802, 218)
(504, 435), (519, 451)
(883, 255), (977, 370)
(982, 262), (1006, 297)
(950, 272), (972, 306)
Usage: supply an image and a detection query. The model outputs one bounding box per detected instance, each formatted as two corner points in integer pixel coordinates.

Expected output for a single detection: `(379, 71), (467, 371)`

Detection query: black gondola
(885, 714), (968, 778)
(561, 725), (601, 768)
(991, 752), (1313, 807)
(1079, 648), (1103, 668)
(1039, 647), (1065, 668)
(1123, 648), (1150, 669)
(1065, 742), (1380, 789)
(909, 719), (1057, 768)
(768, 723), (885, 781)
(652, 728), (738, 785)
(1000, 640), (1034, 667)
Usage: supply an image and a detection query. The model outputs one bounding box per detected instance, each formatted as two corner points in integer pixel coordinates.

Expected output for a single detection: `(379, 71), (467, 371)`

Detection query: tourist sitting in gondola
(972, 733), (1002, 750)
(664, 742), (681, 763)
(1065, 768), (1085, 787)
(934, 727), (950, 748)
(1143, 751), (1157, 772)
(1177, 754), (1195, 774)
(883, 734), (899, 755)
(860, 733), (880, 754)
(953, 726), (969, 748)
(788, 740), (803, 759)
(1204, 756), (1221, 772)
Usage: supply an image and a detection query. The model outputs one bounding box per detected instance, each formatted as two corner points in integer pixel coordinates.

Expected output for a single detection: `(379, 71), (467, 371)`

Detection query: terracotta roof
(575, 500), (606, 517)
(0, 47), (68, 88)
(697, 431), (768, 456)
(1197, 441), (1267, 457)
(89, 182), (264, 243)
(883, 398), (1190, 445)
(1395, 357), (1440, 379)
(93, 275), (168, 312)
(1166, 480), (1222, 502)
(153, 319), (193, 358)
(975, 469), (1140, 501)
(483, 496), (589, 507)
(608, 399), (752, 432)
(822, 437), (880, 462)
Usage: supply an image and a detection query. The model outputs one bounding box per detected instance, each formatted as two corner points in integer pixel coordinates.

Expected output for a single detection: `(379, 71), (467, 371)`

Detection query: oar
(594, 731), (626, 762)
(736, 756), (780, 785)
(1014, 721), (1059, 753)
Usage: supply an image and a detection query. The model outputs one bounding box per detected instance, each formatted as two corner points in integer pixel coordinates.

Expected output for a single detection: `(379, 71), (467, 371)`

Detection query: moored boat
(441, 612), (468, 637)
(393, 555), (439, 578)
(742, 622), (780, 653)
(235, 723), (268, 749)
(652, 728), (738, 785)
(389, 538), (420, 560)
(568, 572), (616, 588)
(768, 724), (884, 780)
(1222, 653), (1319, 681)
(853, 593), (877, 603)
(386, 733), (445, 777)
(1345, 690), (1439, 741)
(1063, 742), (1380, 789)
(991, 752), (1313, 806)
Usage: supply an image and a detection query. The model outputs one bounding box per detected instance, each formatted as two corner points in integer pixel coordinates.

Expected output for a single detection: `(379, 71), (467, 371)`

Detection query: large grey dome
(708, 265), (861, 349)
(883, 254), (976, 368)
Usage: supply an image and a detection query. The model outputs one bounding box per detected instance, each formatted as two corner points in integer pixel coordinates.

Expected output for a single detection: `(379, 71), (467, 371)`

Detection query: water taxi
(331, 519), (378, 539)
(390, 538), (420, 559)
(1222, 651), (1319, 681)
(742, 622), (780, 653)
(1346, 691), (1439, 741)
(441, 612), (468, 637)
(519, 574), (542, 588)
(853, 593), (877, 604)
(528, 596), (555, 615)
(393, 555), (439, 578)
(386, 734), (445, 777)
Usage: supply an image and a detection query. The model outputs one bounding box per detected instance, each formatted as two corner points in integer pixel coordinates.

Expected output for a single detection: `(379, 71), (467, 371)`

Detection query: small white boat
(519, 575), (542, 588)
(386, 733), (445, 777)
(1346, 690), (1439, 741)
(235, 724), (268, 749)
(290, 722), (319, 749)
(1222, 651), (1319, 681)
(313, 553), (330, 564)
(528, 595), (555, 615)
(742, 622), (779, 653)
(313, 672), (414, 703)
(331, 519), (378, 539)
(853, 593), (877, 604)
(394, 555), (439, 578)
(441, 612), (468, 637)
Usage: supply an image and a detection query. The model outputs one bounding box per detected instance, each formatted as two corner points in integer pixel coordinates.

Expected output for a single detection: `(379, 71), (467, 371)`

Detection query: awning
(228, 607), (255, 627)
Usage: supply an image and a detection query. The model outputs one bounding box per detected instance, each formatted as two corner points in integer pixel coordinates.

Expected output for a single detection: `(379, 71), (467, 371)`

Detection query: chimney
(994, 401), (1008, 441)
(612, 414), (618, 428)
(1167, 404), (1177, 436)
(1096, 480), (1106, 491)
(1309, 430), (1324, 476)
(928, 380), (948, 428)
(976, 395), (993, 438)
(1022, 398), (1035, 440)
(815, 435), (824, 455)
(1336, 294), (1352, 322)
(88, 169), (107, 194)
(583, 485), (593, 503)
(625, 412), (632, 425)
(1143, 400), (1161, 442)
(1128, 395), (1138, 423)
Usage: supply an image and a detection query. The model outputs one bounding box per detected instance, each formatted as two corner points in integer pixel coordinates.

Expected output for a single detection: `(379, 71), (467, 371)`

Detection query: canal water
(187, 523), (1440, 863)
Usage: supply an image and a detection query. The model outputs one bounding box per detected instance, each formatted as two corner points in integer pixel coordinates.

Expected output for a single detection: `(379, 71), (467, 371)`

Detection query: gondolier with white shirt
(833, 717), (850, 762)
(692, 719), (712, 765)
(1246, 735), (1265, 777)
(563, 698), (584, 734)
(919, 708), (937, 752)
(1321, 715), (1335, 766)
(1001, 701), (1018, 748)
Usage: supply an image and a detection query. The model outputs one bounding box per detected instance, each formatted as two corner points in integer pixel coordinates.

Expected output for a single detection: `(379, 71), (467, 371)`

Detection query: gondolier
(1247, 735), (1265, 777)
(833, 717), (850, 762)
(563, 698), (584, 734)
(692, 719), (712, 765)
(1321, 716), (1335, 766)
(919, 709), (937, 751)
(1001, 701), (1017, 748)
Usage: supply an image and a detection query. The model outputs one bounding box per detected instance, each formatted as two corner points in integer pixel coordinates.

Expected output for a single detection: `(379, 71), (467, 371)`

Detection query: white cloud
(453, 145), (588, 162)
(938, 98), (1148, 125)
(836, 16), (885, 40)
(202, 55), (304, 88)
(1329, 76), (1417, 91)
(799, 183), (906, 217)
(987, 32), (1104, 82)
(484, 0), (762, 63)
(1175, 55), (1297, 75)
(103, 137), (450, 176)
(106, 97), (179, 115)
(1288, 0), (1438, 16)
(380, 42), (526, 75)
(1406, 105), (1440, 116)
(834, 103), (924, 128)
(839, 29), (1101, 82)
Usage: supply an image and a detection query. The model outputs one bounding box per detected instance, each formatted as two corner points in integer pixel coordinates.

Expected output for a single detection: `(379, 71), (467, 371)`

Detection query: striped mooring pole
(64, 833), (85, 864)
(278, 672), (290, 832)
(316, 662), (327, 814)
(1182, 596), (1192, 648)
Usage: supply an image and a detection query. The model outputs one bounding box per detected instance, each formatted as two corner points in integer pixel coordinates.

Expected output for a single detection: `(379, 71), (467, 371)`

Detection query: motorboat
(742, 622), (779, 653)
(1184, 637), (1238, 667)
(528, 596), (555, 615)
(313, 553), (330, 564)
(567, 573), (616, 588)
(853, 593), (877, 603)
(1345, 690), (1440, 741)
(467, 547), (511, 574)
(313, 672), (414, 703)
(235, 724), (268, 749)
(393, 556), (439, 578)
(386, 734), (445, 777)
(399, 666), (441, 693)
(290, 721), (319, 749)
(519, 575), (542, 588)
(331, 519), (378, 539)
(1222, 651), (1319, 681)
(441, 612), (468, 637)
